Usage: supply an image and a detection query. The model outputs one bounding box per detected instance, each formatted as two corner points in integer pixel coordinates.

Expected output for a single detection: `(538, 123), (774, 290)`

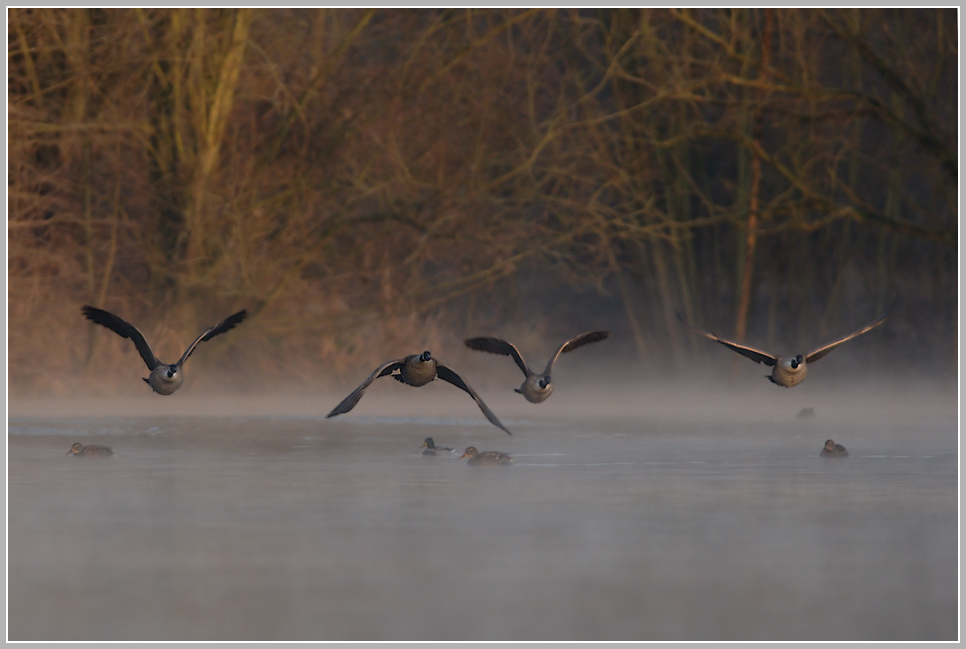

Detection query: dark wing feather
(464, 337), (531, 377)
(436, 363), (512, 436)
(82, 305), (162, 371)
(326, 360), (405, 417)
(805, 311), (889, 364)
(544, 330), (610, 374)
(178, 310), (248, 365)
(677, 312), (777, 366)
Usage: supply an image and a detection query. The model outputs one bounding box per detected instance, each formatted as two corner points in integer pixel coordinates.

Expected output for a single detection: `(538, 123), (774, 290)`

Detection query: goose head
(781, 355), (806, 372)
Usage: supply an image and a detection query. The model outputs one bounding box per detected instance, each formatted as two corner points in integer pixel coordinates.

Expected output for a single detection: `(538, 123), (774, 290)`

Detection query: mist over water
(7, 378), (958, 641)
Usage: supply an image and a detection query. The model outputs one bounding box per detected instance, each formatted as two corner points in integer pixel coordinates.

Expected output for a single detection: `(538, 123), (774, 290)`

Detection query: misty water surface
(7, 382), (958, 641)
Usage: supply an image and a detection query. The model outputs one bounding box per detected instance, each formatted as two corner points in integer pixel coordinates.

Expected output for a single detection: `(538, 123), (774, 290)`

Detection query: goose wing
(82, 305), (162, 371)
(178, 310), (248, 365)
(542, 330), (610, 375)
(326, 359), (405, 417)
(464, 337), (531, 377)
(436, 363), (512, 436)
(805, 311), (889, 364)
(677, 313), (777, 366)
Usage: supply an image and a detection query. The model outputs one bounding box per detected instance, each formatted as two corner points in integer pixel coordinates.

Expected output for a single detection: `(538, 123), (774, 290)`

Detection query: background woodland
(8, 8), (958, 396)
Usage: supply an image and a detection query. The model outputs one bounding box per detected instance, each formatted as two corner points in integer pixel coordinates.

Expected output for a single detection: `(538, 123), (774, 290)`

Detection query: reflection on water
(7, 387), (958, 641)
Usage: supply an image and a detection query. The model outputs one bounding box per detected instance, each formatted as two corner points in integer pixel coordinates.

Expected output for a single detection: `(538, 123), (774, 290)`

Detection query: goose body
(327, 351), (512, 435)
(677, 311), (889, 388)
(460, 446), (512, 466)
(820, 439), (849, 457)
(464, 331), (609, 403)
(67, 442), (114, 457)
(82, 306), (247, 395)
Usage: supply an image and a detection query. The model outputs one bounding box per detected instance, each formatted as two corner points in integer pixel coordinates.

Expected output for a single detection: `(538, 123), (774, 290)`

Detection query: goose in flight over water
(327, 351), (512, 435)
(82, 306), (248, 395)
(463, 331), (610, 403)
(677, 310), (889, 387)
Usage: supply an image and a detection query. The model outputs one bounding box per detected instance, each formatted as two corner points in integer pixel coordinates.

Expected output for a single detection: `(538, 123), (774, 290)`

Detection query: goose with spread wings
(82, 306), (248, 395)
(677, 310), (889, 387)
(464, 331), (609, 403)
(326, 351), (512, 435)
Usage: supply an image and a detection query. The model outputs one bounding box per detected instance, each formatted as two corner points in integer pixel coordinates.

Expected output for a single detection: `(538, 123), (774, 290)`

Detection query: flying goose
(421, 437), (454, 456)
(463, 331), (610, 403)
(820, 439), (849, 457)
(677, 310), (889, 388)
(460, 446), (513, 466)
(326, 351), (512, 435)
(81, 305), (248, 395)
(66, 442), (114, 457)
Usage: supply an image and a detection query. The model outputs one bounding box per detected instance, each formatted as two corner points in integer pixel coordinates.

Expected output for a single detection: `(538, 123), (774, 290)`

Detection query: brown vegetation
(8, 9), (957, 396)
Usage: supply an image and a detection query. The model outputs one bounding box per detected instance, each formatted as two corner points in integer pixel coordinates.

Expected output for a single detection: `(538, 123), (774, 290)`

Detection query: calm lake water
(7, 384), (959, 641)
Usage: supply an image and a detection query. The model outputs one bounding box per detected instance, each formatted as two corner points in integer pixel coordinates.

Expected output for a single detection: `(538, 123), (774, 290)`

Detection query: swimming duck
(820, 439), (849, 457)
(82, 305), (248, 395)
(326, 351), (512, 435)
(66, 442), (114, 457)
(464, 331), (609, 403)
(421, 437), (454, 456)
(460, 446), (512, 466)
(677, 310), (889, 387)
